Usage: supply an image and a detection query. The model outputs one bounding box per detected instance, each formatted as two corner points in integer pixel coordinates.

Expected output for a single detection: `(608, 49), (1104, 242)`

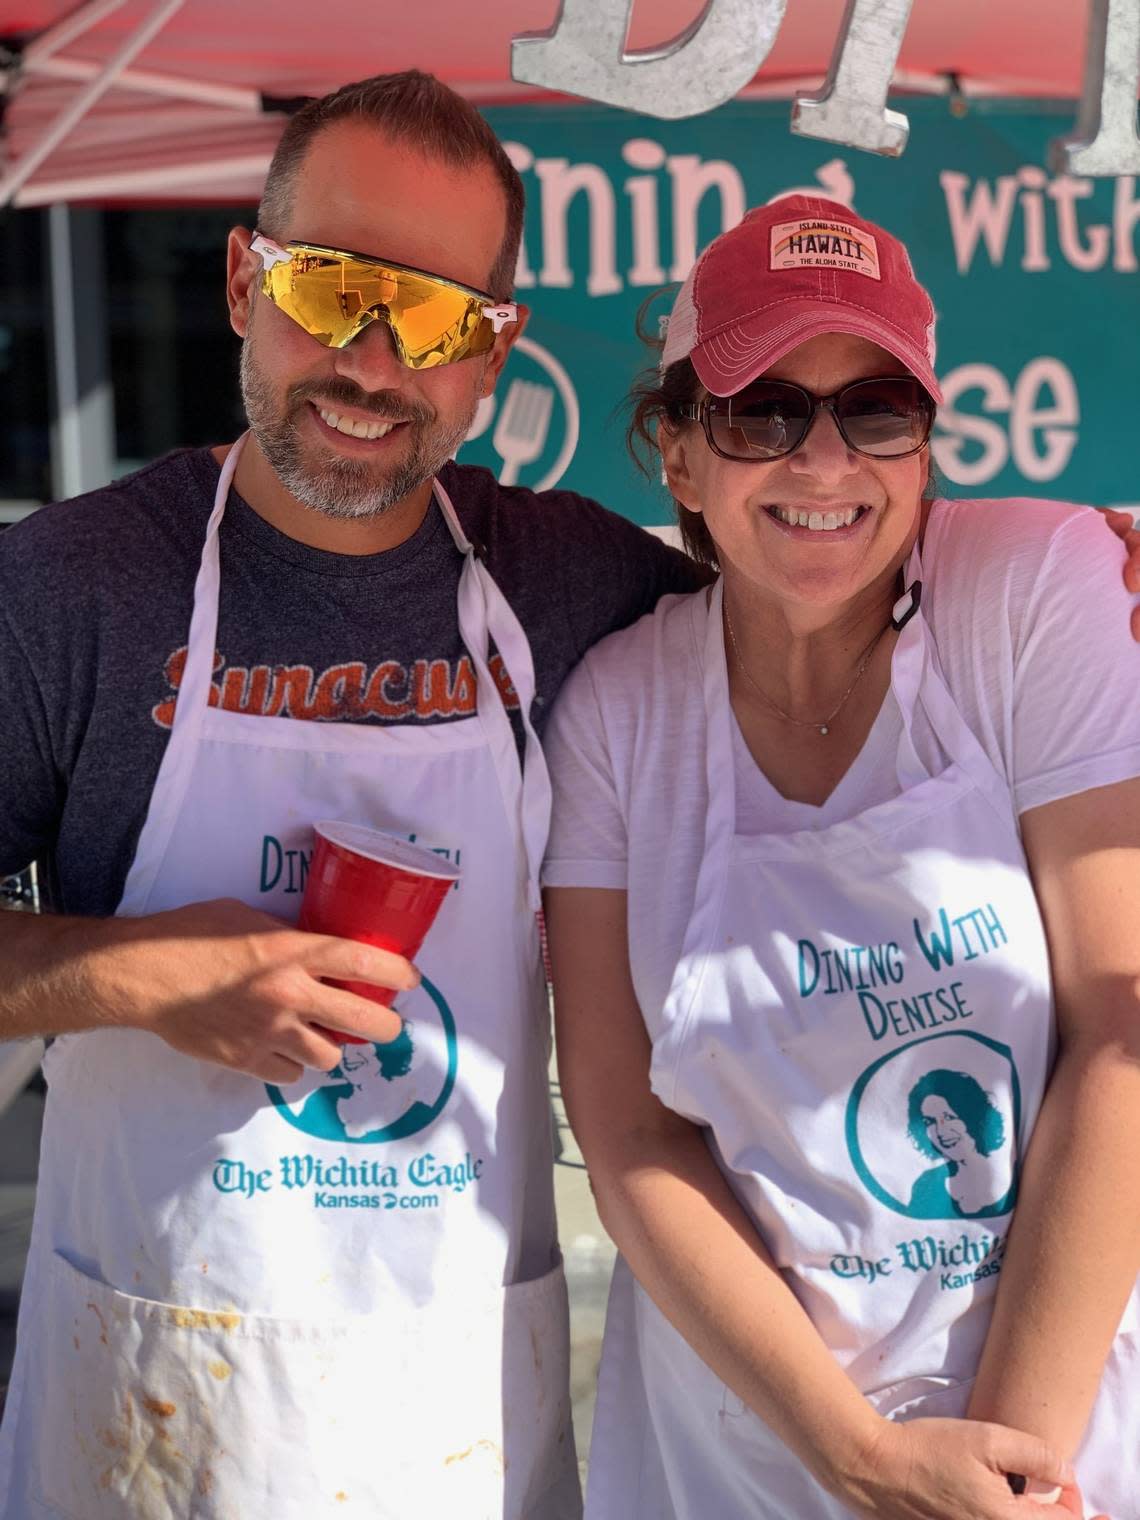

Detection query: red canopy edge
(0, 0), (1101, 207)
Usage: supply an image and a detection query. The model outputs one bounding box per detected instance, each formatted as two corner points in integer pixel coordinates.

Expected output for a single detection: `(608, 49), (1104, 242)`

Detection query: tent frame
(1, 0), (198, 207)
(3, 0), (1126, 211)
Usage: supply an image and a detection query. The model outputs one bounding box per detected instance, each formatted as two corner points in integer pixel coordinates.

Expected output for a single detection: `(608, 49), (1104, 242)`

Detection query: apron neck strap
(433, 477), (552, 913)
(433, 477), (479, 558)
(890, 543), (930, 788)
(698, 578), (737, 910)
(171, 432), (248, 737)
(662, 577), (739, 1046)
(117, 434), (247, 913)
(891, 540), (1006, 797)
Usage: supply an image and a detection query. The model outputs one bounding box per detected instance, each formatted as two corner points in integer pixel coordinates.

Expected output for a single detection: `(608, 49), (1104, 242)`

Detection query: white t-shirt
(542, 499), (1140, 1025)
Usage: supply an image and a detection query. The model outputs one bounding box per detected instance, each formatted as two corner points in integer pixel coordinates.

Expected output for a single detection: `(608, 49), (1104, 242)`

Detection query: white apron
(0, 437), (580, 1520)
(586, 556), (1139, 1520)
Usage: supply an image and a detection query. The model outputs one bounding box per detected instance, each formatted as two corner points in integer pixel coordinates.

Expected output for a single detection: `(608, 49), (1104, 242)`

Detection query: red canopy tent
(0, 0), (1104, 207)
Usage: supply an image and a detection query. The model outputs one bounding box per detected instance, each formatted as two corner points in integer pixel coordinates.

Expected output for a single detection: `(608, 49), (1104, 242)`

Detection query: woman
(905, 1070), (1013, 1218)
(543, 196), (1140, 1519)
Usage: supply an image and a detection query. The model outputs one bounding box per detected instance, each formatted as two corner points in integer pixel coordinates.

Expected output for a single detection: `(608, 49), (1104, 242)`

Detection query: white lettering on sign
(505, 142), (748, 294)
(941, 168), (1140, 274)
(511, 0), (786, 121)
(1051, 0), (1140, 177)
(623, 138), (669, 286)
(932, 359), (1080, 486)
(792, 0), (914, 156)
(507, 142), (1140, 299)
(1049, 177), (1113, 269)
(666, 156), (747, 279)
(511, 0), (1140, 178)
(533, 158), (623, 295)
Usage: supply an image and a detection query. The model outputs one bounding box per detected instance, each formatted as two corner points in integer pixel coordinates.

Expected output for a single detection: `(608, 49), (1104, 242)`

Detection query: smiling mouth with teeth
(767, 505), (867, 532)
(315, 404), (400, 441)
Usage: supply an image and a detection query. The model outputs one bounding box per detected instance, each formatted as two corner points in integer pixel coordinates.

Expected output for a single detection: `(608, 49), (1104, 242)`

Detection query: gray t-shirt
(0, 447), (705, 915)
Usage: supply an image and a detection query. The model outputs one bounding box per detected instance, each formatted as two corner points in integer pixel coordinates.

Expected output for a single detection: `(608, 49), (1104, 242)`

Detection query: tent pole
(0, 0), (188, 208)
(22, 0), (131, 67)
(17, 152), (275, 206)
(48, 204), (115, 501)
(25, 55), (261, 113)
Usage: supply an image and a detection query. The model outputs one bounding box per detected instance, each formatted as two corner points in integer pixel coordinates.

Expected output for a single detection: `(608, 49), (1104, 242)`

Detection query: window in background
(106, 207), (256, 475)
(0, 209), (51, 510)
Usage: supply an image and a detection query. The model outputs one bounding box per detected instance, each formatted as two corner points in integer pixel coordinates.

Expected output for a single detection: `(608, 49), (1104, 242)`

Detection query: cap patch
(770, 219), (880, 280)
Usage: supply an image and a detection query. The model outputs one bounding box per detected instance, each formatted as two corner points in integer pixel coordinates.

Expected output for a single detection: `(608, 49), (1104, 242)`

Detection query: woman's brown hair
(625, 296), (718, 568)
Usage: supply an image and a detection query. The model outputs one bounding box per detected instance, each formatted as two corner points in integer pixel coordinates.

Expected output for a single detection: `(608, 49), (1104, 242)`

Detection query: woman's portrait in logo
(906, 1069), (1015, 1218)
(845, 1031), (1021, 1220)
(266, 976), (458, 1144)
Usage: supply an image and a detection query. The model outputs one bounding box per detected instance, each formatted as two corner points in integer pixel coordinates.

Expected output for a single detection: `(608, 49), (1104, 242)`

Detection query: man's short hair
(258, 70), (524, 302)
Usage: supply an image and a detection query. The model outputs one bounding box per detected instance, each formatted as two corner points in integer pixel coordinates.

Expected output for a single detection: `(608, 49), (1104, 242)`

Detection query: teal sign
(456, 100), (1139, 522)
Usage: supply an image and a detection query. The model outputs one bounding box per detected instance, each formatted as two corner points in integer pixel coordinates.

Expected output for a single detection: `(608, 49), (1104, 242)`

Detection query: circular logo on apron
(845, 1031), (1021, 1220)
(266, 976), (458, 1144)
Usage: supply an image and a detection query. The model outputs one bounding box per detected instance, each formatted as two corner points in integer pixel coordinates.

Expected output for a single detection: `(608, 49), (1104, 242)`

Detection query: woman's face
(920, 1096), (976, 1159)
(662, 332), (928, 617)
(340, 1045), (380, 1077)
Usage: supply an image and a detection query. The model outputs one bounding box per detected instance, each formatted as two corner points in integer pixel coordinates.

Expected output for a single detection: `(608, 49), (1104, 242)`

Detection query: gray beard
(239, 340), (476, 521)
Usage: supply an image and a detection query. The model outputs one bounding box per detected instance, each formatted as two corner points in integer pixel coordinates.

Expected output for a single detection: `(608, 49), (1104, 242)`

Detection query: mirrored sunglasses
(676, 376), (936, 462)
(250, 233), (517, 369)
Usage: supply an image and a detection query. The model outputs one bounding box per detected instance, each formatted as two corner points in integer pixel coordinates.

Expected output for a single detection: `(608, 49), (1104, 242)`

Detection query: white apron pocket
(713, 1375), (975, 1520)
(864, 1374), (975, 1422)
(498, 1261), (581, 1519)
(720, 1373), (972, 1424)
(29, 1252), (577, 1520)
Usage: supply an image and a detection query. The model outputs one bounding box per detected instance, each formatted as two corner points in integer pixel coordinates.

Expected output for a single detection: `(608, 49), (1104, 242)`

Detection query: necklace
(723, 603), (891, 737)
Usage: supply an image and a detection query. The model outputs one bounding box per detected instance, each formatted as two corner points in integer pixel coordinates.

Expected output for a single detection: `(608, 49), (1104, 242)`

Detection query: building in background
(1, 205), (253, 524)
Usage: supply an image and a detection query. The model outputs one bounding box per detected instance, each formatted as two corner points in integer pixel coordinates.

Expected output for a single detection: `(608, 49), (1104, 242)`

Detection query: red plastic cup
(298, 821), (461, 1043)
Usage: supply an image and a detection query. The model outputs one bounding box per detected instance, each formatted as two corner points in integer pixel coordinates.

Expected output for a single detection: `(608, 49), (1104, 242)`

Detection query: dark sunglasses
(675, 376), (936, 463)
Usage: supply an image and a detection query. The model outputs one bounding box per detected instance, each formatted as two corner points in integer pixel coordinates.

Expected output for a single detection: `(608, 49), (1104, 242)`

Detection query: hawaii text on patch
(770, 219), (881, 280)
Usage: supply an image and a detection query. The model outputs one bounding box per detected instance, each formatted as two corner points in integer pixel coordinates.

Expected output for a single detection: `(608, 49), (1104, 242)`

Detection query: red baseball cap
(662, 195), (942, 403)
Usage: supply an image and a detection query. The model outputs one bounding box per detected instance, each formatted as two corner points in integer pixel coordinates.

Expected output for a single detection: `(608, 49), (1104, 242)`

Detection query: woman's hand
(1102, 508), (1140, 642)
(1056, 1478), (1112, 1519)
(831, 1416), (1074, 1520)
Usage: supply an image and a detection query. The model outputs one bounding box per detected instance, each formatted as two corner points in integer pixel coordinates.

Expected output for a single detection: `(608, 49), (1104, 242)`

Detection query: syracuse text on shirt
(151, 646), (521, 728)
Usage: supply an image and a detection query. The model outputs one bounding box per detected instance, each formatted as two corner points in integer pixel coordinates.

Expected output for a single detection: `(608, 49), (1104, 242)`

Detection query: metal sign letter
(510, 0), (787, 121)
(791, 0), (915, 156)
(1051, 0), (1140, 176)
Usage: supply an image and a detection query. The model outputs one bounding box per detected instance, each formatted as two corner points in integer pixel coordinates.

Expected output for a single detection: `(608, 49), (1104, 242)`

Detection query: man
(0, 70), (1136, 1519)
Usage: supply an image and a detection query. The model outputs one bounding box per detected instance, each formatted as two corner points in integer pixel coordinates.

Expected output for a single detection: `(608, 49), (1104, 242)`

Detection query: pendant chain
(723, 603), (891, 738)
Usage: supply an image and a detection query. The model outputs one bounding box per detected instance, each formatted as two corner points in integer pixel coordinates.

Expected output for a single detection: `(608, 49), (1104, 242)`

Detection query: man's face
(229, 121), (519, 519)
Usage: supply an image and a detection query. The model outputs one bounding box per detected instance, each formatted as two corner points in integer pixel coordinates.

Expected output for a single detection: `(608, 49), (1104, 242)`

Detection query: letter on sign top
(511, 0), (1138, 180)
(791, 0), (915, 156)
(510, 0), (787, 121)
(1051, 0), (1140, 176)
